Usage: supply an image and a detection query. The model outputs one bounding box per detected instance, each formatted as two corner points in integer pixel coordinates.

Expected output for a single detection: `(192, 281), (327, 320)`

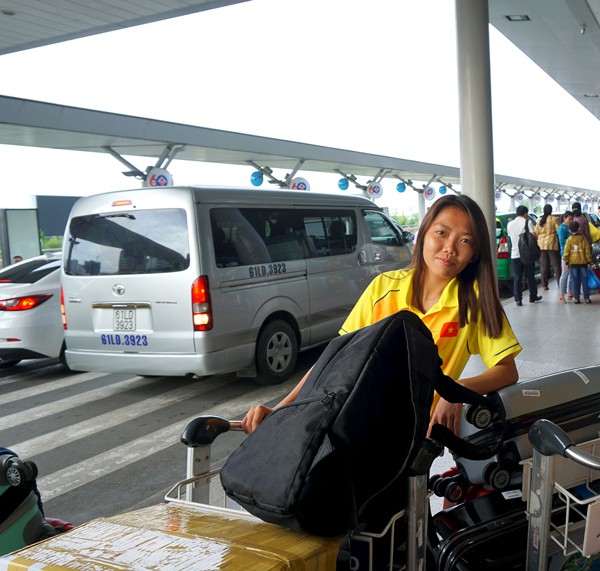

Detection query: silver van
(61, 186), (412, 384)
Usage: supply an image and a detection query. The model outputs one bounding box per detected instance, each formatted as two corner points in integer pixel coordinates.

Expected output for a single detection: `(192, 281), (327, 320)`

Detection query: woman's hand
(428, 397), (463, 437)
(241, 404), (274, 434)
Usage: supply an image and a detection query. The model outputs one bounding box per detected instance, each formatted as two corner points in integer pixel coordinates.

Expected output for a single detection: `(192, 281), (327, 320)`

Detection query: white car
(0, 253), (67, 368)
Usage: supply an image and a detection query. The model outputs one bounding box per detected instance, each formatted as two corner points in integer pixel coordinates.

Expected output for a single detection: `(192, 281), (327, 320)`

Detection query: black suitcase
(431, 491), (526, 570)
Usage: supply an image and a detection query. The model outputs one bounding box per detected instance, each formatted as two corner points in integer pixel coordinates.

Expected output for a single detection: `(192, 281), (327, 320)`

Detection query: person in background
(507, 205), (542, 306)
(243, 194), (521, 437)
(535, 204), (561, 291)
(11, 255), (23, 264)
(571, 202), (592, 245)
(557, 211), (574, 303)
(563, 220), (592, 304)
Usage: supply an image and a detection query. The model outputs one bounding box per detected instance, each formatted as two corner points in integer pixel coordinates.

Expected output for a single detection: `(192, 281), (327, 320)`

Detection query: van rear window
(64, 209), (189, 276)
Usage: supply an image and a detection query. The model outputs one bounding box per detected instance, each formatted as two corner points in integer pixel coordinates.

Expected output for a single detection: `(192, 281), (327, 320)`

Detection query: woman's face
(422, 206), (475, 285)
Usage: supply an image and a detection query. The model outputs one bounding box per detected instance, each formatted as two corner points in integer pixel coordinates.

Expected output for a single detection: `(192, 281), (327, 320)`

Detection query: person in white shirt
(506, 205), (542, 306)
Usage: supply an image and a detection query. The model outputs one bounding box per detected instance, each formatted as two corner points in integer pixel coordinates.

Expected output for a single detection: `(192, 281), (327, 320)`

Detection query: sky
(0, 0), (599, 215)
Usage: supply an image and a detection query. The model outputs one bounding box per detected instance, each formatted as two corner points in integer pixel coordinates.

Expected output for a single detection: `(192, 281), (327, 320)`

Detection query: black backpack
(518, 221), (541, 264)
(220, 311), (501, 540)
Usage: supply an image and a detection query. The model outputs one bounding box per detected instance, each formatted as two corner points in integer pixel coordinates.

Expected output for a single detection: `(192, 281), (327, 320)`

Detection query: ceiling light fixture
(505, 15), (530, 22)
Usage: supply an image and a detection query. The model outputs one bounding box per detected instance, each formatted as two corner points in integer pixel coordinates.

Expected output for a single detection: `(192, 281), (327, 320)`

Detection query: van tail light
(497, 236), (509, 259)
(192, 276), (212, 331)
(0, 294), (52, 311)
(60, 286), (68, 330)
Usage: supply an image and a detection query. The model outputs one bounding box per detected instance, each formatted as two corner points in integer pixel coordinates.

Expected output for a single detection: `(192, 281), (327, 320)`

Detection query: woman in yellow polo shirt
(242, 194), (521, 436)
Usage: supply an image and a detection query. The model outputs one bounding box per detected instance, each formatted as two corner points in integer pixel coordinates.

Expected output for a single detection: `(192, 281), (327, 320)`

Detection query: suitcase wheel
(431, 472), (467, 503)
(483, 461), (512, 491)
(464, 404), (494, 429)
(0, 455), (38, 487)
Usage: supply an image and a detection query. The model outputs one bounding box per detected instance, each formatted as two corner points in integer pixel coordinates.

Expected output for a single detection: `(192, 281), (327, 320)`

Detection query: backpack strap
(430, 370), (506, 460)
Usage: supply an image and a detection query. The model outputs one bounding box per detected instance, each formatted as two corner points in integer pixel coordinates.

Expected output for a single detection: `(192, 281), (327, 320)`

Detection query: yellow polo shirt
(340, 269), (521, 390)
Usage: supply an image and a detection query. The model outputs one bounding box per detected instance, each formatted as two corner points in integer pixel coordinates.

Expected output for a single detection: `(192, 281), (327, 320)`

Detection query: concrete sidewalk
(467, 280), (599, 382)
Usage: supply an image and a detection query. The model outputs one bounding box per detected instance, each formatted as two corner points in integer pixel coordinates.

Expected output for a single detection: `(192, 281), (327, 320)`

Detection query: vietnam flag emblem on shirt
(440, 322), (459, 337)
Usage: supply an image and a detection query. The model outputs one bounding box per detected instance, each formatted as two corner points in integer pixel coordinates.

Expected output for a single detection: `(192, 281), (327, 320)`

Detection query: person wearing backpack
(507, 205), (542, 306)
(243, 194), (521, 437)
(563, 220), (592, 304)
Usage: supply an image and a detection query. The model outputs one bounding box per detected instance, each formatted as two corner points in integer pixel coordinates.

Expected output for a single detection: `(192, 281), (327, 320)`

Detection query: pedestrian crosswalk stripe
(8, 375), (236, 457)
(1, 371), (106, 405)
(37, 380), (296, 501)
(0, 375), (152, 431)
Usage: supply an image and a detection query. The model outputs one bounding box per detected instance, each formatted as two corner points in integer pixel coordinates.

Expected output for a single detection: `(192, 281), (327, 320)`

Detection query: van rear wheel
(255, 320), (298, 385)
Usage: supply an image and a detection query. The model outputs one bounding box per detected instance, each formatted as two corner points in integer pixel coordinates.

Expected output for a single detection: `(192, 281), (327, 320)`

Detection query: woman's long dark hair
(409, 194), (505, 338)
(539, 203), (552, 227)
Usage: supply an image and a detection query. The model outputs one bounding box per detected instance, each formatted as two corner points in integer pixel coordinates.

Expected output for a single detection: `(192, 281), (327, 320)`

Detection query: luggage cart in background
(165, 415), (444, 571)
(525, 419), (600, 571)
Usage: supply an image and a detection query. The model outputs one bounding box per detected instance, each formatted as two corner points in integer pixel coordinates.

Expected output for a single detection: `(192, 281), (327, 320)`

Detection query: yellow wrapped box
(0, 503), (340, 570)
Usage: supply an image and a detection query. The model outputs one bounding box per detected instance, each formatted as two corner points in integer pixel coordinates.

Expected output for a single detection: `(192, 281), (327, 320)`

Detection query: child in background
(563, 220), (592, 304)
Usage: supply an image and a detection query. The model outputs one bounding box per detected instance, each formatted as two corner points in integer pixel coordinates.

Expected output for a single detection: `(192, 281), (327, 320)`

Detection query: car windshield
(0, 258), (60, 284)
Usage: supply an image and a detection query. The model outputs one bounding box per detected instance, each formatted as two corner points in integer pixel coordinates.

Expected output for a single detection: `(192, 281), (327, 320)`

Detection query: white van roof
(72, 186), (381, 211)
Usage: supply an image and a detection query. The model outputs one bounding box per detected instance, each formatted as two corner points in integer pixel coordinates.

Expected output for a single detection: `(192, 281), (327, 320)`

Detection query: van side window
(363, 211), (401, 246)
(64, 209), (189, 276)
(300, 211), (357, 256)
(210, 208), (306, 267)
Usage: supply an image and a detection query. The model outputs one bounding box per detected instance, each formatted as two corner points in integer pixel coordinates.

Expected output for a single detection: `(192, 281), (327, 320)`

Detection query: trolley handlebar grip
(181, 416), (244, 447)
(529, 419), (574, 457)
(529, 418), (600, 470)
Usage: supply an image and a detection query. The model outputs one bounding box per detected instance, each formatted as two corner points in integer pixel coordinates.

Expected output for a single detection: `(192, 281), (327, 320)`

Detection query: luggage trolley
(525, 419), (600, 571)
(165, 415), (444, 571)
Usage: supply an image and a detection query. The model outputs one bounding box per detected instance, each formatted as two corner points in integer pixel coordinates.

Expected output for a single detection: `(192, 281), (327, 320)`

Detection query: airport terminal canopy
(0, 1), (598, 121)
(0, 1), (599, 203)
(0, 94), (598, 205)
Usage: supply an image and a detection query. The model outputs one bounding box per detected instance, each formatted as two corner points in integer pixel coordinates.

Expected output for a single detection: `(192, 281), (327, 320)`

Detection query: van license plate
(113, 309), (136, 331)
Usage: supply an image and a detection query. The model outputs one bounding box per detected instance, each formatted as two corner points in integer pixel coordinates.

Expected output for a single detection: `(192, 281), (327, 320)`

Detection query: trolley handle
(181, 416), (243, 447)
(529, 418), (600, 470)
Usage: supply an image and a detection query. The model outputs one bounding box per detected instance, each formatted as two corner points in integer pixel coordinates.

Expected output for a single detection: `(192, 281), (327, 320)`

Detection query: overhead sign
(515, 193), (525, 203)
(367, 182), (383, 199)
(144, 167), (172, 187)
(290, 177), (310, 191)
(396, 182), (406, 193)
(495, 190), (502, 201)
(338, 178), (349, 191)
(424, 186), (436, 201)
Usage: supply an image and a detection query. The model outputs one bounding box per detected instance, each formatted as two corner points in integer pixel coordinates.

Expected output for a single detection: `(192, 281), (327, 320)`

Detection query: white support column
(418, 191), (426, 222)
(455, 0), (496, 262)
